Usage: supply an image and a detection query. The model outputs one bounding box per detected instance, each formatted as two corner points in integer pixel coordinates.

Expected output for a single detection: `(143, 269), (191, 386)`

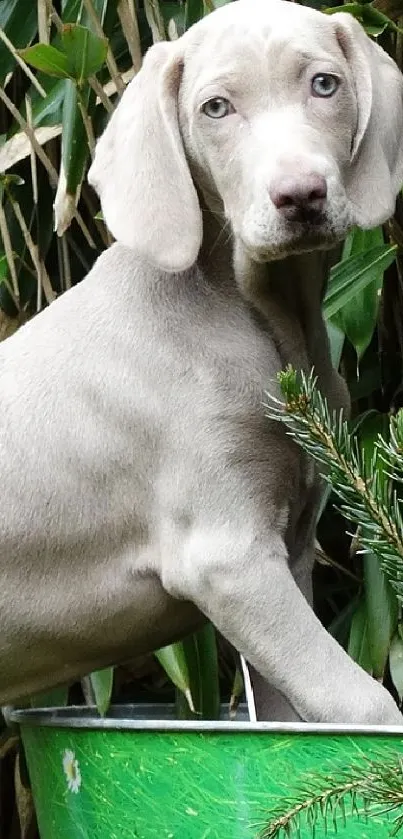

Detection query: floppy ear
(332, 12), (403, 228)
(88, 42), (202, 272)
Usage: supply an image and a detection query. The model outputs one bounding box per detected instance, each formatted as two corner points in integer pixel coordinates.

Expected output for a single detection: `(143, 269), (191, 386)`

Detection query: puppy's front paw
(360, 686), (403, 726)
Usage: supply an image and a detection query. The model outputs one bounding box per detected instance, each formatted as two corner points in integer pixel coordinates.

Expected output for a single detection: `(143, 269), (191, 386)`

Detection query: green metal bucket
(9, 704), (403, 839)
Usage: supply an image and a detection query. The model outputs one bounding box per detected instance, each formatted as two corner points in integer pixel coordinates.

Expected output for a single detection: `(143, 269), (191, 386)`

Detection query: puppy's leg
(249, 668), (302, 721)
(250, 547), (313, 721)
(162, 527), (402, 723)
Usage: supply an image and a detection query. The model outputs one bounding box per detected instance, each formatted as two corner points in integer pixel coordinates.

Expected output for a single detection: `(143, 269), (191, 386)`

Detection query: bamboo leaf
(359, 411), (398, 678)
(88, 667), (114, 716)
(192, 623), (220, 720)
(61, 24), (108, 84)
(55, 80), (93, 234)
(229, 666), (244, 717)
(324, 245), (397, 320)
(19, 44), (71, 79)
(185, 0), (206, 29)
(326, 320), (344, 368)
(30, 686), (69, 707)
(347, 598), (373, 672)
(155, 640), (195, 712)
(176, 625), (220, 720)
(0, 0), (37, 81)
(0, 125), (62, 174)
(330, 227), (385, 360)
(20, 27), (107, 85)
(62, 80), (94, 194)
(328, 595), (360, 648)
(324, 4), (397, 35)
(31, 78), (66, 128)
(390, 633), (403, 702)
(0, 254), (8, 286)
(364, 553), (398, 678)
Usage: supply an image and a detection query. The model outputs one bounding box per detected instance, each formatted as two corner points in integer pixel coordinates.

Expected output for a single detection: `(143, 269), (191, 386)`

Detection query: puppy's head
(89, 0), (403, 270)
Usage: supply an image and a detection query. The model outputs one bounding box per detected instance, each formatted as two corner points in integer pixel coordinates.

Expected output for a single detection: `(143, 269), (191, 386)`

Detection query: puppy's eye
(311, 73), (339, 98)
(201, 97), (234, 118)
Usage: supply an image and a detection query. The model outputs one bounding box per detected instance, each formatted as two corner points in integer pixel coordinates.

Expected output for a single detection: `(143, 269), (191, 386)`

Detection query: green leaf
(390, 633), (403, 702)
(20, 26), (107, 85)
(324, 244), (397, 321)
(61, 80), (93, 195)
(63, 0), (109, 28)
(357, 409), (390, 475)
(185, 0), (206, 29)
(61, 24), (108, 84)
(30, 686), (69, 707)
(160, 3), (187, 36)
(31, 78), (66, 128)
(364, 553), (398, 678)
(0, 0), (37, 82)
(322, 318), (344, 522)
(328, 594), (360, 648)
(229, 666), (244, 717)
(177, 624), (220, 720)
(19, 44), (71, 79)
(347, 598), (373, 673)
(331, 228), (385, 360)
(358, 412), (398, 678)
(0, 173), (24, 188)
(0, 254), (8, 285)
(192, 623), (220, 719)
(326, 320), (344, 368)
(88, 667), (114, 716)
(324, 3), (398, 35)
(162, 626), (221, 720)
(155, 641), (195, 712)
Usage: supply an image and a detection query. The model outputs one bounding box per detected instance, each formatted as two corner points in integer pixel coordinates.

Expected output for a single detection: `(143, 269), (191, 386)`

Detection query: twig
(8, 193), (56, 304)
(82, 0), (125, 94)
(0, 200), (19, 303)
(144, 0), (166, 42)
(37, 0), (51, 43)
(117, 0), (142, 72)
(60, 235), (71, 290)
(25, 94), (42, 310)
(88, 74), (114, 113)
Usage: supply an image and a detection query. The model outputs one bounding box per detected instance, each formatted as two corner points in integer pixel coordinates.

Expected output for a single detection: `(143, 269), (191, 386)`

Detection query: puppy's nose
(269, 173), (327, 221)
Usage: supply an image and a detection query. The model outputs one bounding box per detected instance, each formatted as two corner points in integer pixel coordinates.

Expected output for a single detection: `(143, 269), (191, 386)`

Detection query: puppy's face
(179, 6), (359, 260)
(89, 0), (403, 273)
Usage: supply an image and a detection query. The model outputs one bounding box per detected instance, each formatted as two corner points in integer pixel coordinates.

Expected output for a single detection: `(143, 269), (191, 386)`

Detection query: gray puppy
(1, 0), (402, 723)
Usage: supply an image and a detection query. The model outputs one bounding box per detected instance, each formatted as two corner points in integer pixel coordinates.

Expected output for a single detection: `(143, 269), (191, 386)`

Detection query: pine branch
(264, 367), (403, 601)
(258, 753), (403, 839)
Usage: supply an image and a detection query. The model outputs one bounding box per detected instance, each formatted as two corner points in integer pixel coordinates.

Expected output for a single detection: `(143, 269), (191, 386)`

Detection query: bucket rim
(8, 703), (403, 735)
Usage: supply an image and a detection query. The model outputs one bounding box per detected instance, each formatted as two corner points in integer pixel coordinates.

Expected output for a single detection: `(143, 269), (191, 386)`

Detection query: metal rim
(8, 705), (403, 735)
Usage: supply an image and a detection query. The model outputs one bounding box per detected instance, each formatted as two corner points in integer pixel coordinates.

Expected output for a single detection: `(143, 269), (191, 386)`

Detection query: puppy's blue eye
(311, 73), (339, 98)
(201, 97), (234, 118)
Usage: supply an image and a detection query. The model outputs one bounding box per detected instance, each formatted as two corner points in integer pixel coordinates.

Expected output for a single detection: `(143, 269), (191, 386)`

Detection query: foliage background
(1, 0), (403, 836)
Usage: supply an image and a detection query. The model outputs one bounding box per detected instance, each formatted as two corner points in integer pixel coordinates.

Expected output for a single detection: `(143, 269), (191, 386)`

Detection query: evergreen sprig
(258, 753), (403, 839)
(264, 367), (403, 602)
(260, 368), (403, 837)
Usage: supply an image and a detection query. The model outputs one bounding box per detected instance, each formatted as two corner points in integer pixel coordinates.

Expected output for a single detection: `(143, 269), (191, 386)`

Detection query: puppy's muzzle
(269, 172), (328, 223)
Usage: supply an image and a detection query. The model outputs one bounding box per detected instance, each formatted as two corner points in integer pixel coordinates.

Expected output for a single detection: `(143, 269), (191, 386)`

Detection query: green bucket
(9, 704), (403, 839)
